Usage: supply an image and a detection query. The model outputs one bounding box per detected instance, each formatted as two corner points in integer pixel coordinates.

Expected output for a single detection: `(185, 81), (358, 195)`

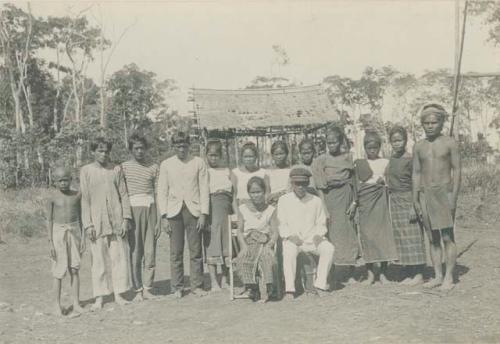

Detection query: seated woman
(235, 176), (278, 302)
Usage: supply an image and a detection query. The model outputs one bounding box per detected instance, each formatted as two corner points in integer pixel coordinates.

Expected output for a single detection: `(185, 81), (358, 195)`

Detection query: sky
(6, 0), (500, 113)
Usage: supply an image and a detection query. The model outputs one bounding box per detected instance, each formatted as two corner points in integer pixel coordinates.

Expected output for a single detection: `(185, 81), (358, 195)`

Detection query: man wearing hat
(277, 167), (335, 299)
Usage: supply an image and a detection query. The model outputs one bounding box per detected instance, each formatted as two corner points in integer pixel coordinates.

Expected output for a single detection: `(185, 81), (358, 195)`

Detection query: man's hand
(154, 219), (162, 240)
(346, 202), (357, 220)
(376, 177), (385, 185)
(312, 235), (324, 248)
(79, 239), (86, 254)
(120, 219), (130, 238)
(288, 235), (303, 246)
(413, 202), (423, 221)
(161, 217), (172, 236)
(265, 240), (276, 250)
(87, 226), (97, 242)
(451, 203), (457, 221)
(49, 241), (56, 260)
(196, 214), (207, 232)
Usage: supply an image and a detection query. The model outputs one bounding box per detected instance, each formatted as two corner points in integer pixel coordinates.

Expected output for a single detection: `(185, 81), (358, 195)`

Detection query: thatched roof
(190, 85), (339, 135)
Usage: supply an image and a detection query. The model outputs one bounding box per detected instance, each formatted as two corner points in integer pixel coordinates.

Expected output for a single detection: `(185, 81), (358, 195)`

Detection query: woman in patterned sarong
(235, 176), (277, 302)
(354, 132), (398, 285)
(387, 126), (426, 285)
(312, 127), (359, 283)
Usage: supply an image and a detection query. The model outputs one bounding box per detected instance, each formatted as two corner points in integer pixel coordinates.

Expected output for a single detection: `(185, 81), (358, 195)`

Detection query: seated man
(277, 167), (335, 299)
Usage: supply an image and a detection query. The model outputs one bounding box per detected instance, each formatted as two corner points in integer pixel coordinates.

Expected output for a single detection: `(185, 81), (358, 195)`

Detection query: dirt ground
(1, 204), (500, 344)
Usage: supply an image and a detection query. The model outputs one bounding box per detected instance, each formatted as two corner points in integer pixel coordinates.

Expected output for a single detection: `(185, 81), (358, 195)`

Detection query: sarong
(235, 232), (274, 285)
(419, 184), (454, 231)
(323, 183), (359, 265)
(389, 191), (426, 265)
(204, 192), (232, 265)
(52, 222), (82, 279)
(357, 183), (398, 263)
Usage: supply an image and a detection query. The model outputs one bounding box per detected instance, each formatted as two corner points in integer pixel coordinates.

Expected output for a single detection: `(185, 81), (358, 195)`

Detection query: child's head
(420, 104), (446, 139)
(271, 140), (289, 167)
(326, 127), (344, 156)
(128, 133), (149, 163)
(171, 131), (190, 160)
(363, 131), (382, 160)
(53, 166), (72, 191)
(90, 137), (112, 165)
(247, 176), (266, 206)
(298, 138), (315, 166)
(289, 167), (311, 199)
(206, 140), (223, 168)
(389, 125), (407, 155)
(240, 142), (258, 169)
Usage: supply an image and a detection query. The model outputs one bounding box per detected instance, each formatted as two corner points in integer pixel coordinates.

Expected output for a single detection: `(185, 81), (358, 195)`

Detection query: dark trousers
(128, 205), (157, 291)
(168, 204), (203, 291)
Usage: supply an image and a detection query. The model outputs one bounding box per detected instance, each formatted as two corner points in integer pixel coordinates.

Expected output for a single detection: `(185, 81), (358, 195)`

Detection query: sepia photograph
(0, 0), (500, 343)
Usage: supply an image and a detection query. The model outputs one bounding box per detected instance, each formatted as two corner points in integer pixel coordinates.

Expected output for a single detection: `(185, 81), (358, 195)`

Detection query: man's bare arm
(412, 144), (423, 215)
(450, 139), (461, 217)
(46, 198), (56, 259)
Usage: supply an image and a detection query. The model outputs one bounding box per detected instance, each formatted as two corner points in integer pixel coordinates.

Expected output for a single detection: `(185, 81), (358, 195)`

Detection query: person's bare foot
(315, 288), (330, 298)
(346, 277), (357, 285)
(72, 303), (85, 314)
(439, 278), (455, 291)
(114, 293), (130, 306)
(53, 304), (63, 316)
(174, 290), (183, 299)
(132, 292), (144, 303)
(379, 274), (390, 285)
(90, 297), (103, 312)
(423, 278), (442, 289)
(400, 277), (412, 285)
(407, 274), (424, 286)
(283, 292), (296, 301)
(191, 288), (208, 297)
(362, 271), (375, 285)
(143, 289), (156, 300)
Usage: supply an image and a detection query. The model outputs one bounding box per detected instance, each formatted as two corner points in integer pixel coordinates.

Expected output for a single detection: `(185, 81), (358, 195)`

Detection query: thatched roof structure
(190, 84), (339, 137)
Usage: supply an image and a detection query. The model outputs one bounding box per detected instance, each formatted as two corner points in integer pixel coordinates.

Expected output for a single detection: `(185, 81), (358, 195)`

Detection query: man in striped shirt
(121, 133), (161, 301)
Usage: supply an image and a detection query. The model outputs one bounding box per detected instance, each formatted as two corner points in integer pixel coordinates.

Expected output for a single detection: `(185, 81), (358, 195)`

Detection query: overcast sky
(7, 1), (500, 112)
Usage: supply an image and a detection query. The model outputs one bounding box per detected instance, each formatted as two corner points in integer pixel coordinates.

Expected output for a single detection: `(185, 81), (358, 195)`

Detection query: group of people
(46, 102), (461, 315)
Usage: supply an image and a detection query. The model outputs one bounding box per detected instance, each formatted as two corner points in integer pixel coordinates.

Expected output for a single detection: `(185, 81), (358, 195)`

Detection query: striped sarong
(389, 191), (426, 265)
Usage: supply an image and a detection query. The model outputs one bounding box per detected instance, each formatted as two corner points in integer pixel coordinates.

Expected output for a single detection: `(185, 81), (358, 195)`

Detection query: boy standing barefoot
(47, 166), (85, 316)
(413, 104), (461, 291)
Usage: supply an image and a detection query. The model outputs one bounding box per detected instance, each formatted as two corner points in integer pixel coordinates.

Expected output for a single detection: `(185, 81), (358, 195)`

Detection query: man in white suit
(158, 132), (210, 298)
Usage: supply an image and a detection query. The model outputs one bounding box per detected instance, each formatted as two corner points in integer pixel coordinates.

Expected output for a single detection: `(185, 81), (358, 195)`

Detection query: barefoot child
(236, 177), (277, 302)
(312, 127), (358, 283)
(354, 132), (398, 285)
(205, 140), (233, 291)
(413, 104), (461, 291)
(80, 138), (132, 310)
(47, 166), (85, 316)
(387, 126), (426, 285)
(266, 140), (291, 206)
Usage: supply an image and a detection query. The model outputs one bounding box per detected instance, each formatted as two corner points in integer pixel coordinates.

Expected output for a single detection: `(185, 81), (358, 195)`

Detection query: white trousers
(282, 239), (334, 292)
(90, 235), (131, 297)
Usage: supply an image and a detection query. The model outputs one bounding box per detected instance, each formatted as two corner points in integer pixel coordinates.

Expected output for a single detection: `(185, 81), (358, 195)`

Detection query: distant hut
(189, 84), (340, 167)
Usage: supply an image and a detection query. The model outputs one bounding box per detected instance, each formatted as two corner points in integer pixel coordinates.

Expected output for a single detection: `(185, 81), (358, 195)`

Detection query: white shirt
(232, 168), (267, 201)
(364, 158), (389, 184)
(208, 168), (232, 194)
(266, 168), (291, 194)
(277, 192), (327, 245)
(158, 155), (209, 218)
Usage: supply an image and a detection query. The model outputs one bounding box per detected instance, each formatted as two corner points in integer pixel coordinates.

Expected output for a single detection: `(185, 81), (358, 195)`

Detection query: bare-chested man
(413, 104), (461, 291)
(47, 166), (85, 316)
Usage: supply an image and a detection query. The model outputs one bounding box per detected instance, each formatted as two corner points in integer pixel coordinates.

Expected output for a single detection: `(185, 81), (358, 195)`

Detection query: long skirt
(357, 183), (398, 263)
(389, 191), (426, 265)
(204, 193), (232, 265)
(323, 183), (359, 265)
(236, 238), (274, 285)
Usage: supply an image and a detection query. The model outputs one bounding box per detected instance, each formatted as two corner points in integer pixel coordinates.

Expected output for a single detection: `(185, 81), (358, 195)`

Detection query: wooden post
(450, 0), (468, 138)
